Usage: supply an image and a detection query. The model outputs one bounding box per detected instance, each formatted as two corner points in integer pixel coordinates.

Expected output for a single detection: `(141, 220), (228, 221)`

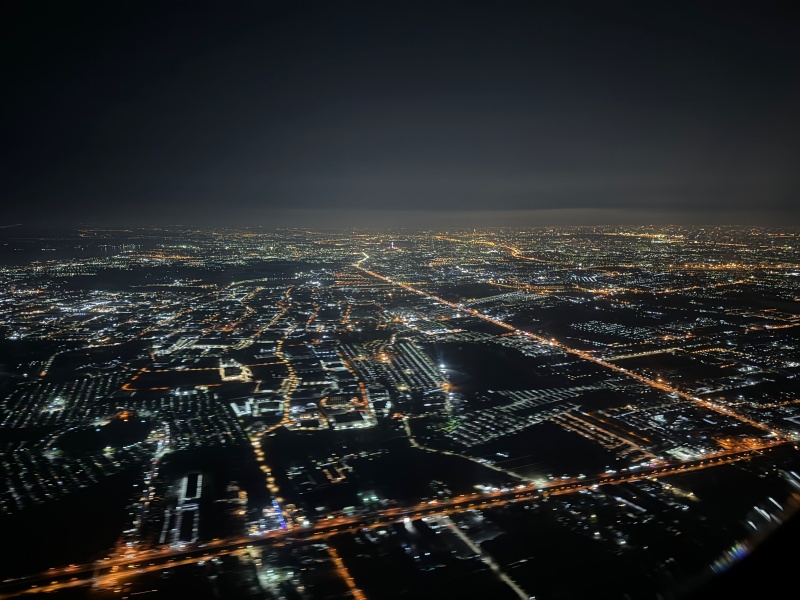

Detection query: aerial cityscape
(4, 1), (799, 598)
(1, 225), (798, 599)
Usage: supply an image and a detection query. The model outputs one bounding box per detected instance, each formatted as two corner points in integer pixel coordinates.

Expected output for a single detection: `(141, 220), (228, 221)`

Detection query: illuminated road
(437, 514), (529, 599)
(353, 261), (789, 440)
(0, 444), (785, 599)
(434, 235), (562, 264)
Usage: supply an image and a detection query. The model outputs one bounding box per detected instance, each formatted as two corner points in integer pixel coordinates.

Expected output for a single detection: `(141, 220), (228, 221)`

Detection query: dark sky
(3, 1), (799, 228)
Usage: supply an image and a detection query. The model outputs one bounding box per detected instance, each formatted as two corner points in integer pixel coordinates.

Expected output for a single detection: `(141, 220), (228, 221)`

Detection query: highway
(353, 261), (790, 440)
(0, 443), (786, 599)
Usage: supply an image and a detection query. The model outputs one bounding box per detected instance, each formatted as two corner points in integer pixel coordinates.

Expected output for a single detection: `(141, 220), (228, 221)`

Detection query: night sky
(3, 1), (799, 228)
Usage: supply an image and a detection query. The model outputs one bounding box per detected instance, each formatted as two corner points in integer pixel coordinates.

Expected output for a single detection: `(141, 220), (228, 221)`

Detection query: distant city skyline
(3, 1), (798, 227)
